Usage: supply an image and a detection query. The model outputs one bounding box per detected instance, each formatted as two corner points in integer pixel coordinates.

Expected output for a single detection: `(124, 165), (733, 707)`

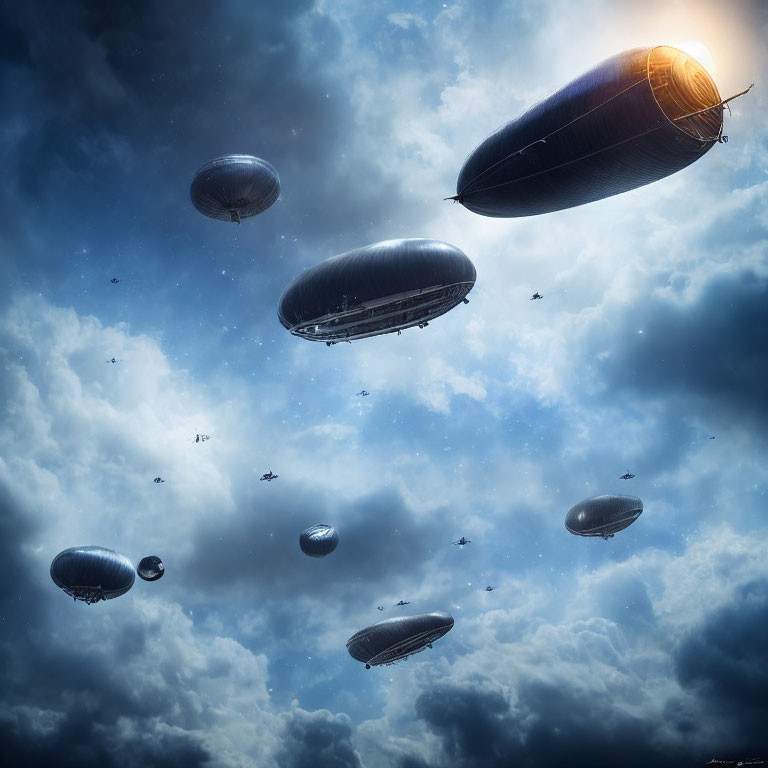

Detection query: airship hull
(456, 46), (722, 217)
(278, 239), (475, 343)
(565, 494), (643, 539)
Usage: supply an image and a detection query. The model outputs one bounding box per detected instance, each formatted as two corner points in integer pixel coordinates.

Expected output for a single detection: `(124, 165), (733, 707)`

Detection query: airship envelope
(278, 239), (475, 344)
(347, 611), (454, 668)
(455, 46), (733, 217)
(190, 154), (280, 223)
(50, 546), (136, 604)
(137, 555), (165, 581)
(299, 524), (339, 558)
(565, 494), (643, 539)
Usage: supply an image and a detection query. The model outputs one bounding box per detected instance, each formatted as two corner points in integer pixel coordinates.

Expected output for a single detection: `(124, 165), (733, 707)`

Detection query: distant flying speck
(530, 292), (543, 300)
(105, 357), (119, 364)
(153, 476), (165, 484)
(619, 472), (635, 480)
(260, 470), (278, 482)
(451, 537), (471, 547)
(357, 390), (370, 396)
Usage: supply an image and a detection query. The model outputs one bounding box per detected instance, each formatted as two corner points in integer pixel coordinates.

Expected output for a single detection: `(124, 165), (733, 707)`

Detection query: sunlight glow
(674, 40), (717, 77)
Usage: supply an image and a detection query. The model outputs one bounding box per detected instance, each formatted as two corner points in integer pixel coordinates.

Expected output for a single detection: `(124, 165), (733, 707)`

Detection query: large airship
(454, 46), (748, 217)
(565, 494), (643, 540)
(278, 239), (476, 344)
(190, 155), (280, 223)
(299, 524), (339, 558)
(347, 611), (454, 669)
(50, 546), (136, 604)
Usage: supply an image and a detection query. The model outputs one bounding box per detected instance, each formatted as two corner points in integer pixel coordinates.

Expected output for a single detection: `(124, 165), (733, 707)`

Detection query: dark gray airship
(454, 46), (749, 218)
(299, 524), (339, 558)
(278, 239), (476, 344)
(50, 546), (135, 604)
(347, 611), (454, 669)
(565, 494), (643, 540)
(137, 555), (165, 582)
(190, 155), (280, 223)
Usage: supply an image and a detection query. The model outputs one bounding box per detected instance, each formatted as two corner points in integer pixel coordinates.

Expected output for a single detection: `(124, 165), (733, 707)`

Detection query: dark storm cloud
(0, 480), (213, 767)
(183, 487), (444, 613)
(406, 682), (696, 768)
(274, 708), (362, 768)
(675, 578), (768, 754)
(0, 0), (409, 334)
(593, 270), (768, 425)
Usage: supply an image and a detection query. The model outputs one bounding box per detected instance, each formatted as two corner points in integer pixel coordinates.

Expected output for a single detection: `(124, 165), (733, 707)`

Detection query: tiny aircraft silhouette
(485, 585), (495, 592)
(153, 477), (165, 484)
(260, 470), (278, 482)
(530, 292), (543, 300)
(357, 390), (370, 397)
(109, 277), (120, 284)
(709, 435), (716, 440)
(395, 600), (410, 606)
(452, 537), (471, 547)
(619, 472), (635, 480)
(193, 434), (211, 443)
(105, 357), (119, 364)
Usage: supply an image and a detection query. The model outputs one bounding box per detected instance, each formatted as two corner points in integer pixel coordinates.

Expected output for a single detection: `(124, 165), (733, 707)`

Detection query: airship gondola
(50, 546), (135, 604)
(565, 494), (643, 540)
(347, 611), (454, 669)
(454, 46), (750, 217)
(299, 524), (339, 558)
(278, 239), (475, 343)
(190, 154), (280, 223)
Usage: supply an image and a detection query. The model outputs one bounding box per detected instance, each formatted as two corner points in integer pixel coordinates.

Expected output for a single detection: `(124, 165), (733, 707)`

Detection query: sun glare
(674, 40), (717, 77)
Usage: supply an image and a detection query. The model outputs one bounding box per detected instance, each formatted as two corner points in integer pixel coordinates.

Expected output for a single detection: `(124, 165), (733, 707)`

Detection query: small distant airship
(357, 390), (370, 397)
(190, 155), (280, 224)
(452, 537), (471, 547)
(395, 600), (410, 607)
(565, 494), (643, 540)
(299, 524), (339, 558)
(453, 46), (750, 218)
(137, 555), (165, 582)
(50, 546), (135, 604)
(278, 239), (476, 344)
(485, 585), (495, 592)
(347, 612), (454, 669)
(530, 292), (543, 300)
(619, 472), (635, 480)
(260, 470), (278, 482)
(153, 476), (165, 484)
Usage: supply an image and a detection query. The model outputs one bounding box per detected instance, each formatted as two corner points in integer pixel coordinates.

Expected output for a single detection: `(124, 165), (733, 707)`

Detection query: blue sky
(0, 1), (766, 766)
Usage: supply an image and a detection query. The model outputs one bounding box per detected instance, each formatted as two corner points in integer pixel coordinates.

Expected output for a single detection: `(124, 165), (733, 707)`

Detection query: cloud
(275, 707), (362, 768)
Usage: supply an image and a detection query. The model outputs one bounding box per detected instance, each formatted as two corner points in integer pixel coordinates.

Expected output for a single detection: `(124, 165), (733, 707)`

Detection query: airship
(137, 555), (165, 582)
(565, 494), (643, 540)
(50, 546), (136, 604)
(347, 611), (454, 669)
(190, 154), (280, 223)
(454, 46), (746, 217)
(278, 239), (476, 344)
(299, 524), (339, 558)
